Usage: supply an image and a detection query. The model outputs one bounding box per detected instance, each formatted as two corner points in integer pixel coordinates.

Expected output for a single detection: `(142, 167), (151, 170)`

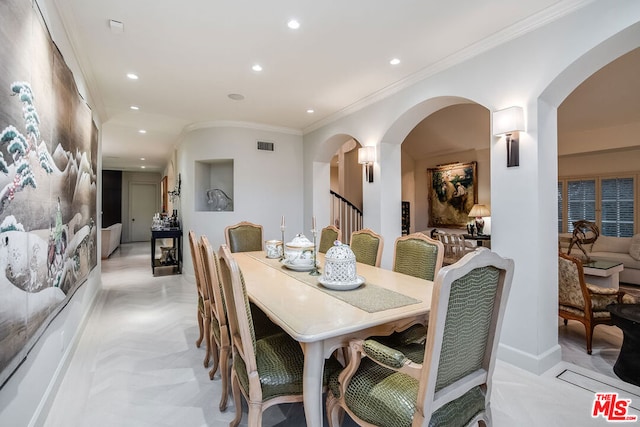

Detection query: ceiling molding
(303, 0), (595, 135)
(182, 120), (303, 136)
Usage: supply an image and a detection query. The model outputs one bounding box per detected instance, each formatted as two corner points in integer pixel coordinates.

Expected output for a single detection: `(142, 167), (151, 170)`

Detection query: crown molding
(182, 120), (303, 136)
(303, 0), (594, 135)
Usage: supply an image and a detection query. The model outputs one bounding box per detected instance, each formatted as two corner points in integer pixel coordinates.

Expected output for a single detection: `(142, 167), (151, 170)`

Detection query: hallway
(43, 243), (639, 426)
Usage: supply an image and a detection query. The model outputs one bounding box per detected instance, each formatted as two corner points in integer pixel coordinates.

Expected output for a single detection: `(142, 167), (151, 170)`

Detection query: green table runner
(246, 253), (421, 313)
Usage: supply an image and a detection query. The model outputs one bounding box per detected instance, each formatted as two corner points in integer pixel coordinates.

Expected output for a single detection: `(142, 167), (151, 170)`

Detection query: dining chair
(350, 228), (384, 267)
(319, 225), (341, 253)
(224, 221), (264, 253)
(375, 233), (445, 348)
(558, 252), (626, 354)
(433, 231), (475, 265)
(199, 235), (232, 410)
(393, 232), (444, 281)
(187, 230), (211, 368)
(218, 244), (341, 426)
(326, 248), (515, 427)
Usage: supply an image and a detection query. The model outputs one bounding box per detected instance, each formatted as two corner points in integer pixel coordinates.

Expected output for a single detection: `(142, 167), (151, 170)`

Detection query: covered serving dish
(284, 234), (315, 266)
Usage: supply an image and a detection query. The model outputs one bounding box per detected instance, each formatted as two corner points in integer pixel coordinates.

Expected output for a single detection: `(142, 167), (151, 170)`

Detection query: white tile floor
(43, 243), (640, 426)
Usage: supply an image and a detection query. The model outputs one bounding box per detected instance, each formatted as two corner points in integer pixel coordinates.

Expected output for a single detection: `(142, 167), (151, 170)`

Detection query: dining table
(233, 251), (433, 427)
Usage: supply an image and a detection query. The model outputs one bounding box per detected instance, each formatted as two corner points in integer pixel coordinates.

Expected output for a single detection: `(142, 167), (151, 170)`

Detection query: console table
(463, 234), (491, 247)
(151, 228), (182, 276)
(607, 303), (640, 387)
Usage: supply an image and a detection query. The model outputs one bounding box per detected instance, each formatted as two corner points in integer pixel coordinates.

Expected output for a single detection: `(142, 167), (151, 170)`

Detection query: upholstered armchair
(350, 228), (384, 267)
(319, 225), (341, 253)
(224, 221), (263, 253)
(558, 252), (625, 354)
(326, 248), (515, 427)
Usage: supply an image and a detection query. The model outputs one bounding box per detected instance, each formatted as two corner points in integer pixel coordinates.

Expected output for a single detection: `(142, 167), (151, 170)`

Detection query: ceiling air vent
(257, 141), (274, 151)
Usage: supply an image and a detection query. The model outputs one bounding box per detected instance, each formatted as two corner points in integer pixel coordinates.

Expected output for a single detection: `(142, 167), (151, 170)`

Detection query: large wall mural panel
(0, 0), (98, 387)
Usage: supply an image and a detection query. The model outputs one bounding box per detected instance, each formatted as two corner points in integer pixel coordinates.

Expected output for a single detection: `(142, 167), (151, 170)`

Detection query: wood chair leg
(230, 370), (243, 427)
(209, 337), (220, 380)
(196, 309), (204, 347)
(203, 317), (211, 367)
(586, 323), (594, 355)
(218, 346), (231, 411)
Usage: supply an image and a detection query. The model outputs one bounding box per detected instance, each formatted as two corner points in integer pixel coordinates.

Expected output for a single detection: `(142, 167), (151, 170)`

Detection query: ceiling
(52, 0), (603, 172)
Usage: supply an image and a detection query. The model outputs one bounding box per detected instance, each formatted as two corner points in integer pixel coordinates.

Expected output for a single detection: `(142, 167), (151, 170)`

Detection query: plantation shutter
(557, 181), (563, 233)
(567, 179), (596, 232)
(601, 177), (634, 237)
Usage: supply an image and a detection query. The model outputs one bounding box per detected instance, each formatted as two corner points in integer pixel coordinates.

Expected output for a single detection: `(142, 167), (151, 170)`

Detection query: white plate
(318, 275), (365, 291)
(281, 260), (316, 272)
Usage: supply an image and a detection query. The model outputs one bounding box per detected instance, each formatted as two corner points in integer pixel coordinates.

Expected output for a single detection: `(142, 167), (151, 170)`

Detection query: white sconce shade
(492, 106), (525, 135)
(358, 146), (376, 164)
(493, 106), (525, 167)
(358, 146), (375, 183)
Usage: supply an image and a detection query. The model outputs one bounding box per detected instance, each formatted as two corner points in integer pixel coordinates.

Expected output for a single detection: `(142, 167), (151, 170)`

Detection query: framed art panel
(427, 161), (477, 228)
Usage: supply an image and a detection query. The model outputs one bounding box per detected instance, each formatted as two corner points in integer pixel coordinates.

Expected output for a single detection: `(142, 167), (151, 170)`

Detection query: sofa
(101, 223), (122, 259)
(559, 233), (640, 285)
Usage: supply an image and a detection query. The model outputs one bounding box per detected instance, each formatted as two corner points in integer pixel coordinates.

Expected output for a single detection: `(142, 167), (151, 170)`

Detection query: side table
(151, 228), (183, 276)
(607, 303), (640, 386)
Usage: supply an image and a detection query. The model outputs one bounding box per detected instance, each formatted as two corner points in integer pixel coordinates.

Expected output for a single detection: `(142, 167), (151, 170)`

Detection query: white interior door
(130, 182), (158, 242)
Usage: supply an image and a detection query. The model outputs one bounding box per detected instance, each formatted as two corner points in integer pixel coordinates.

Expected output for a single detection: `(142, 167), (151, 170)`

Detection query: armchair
(433, 232), (475, 265)
(558, 252), (624, 354)
(327, 248), (515, 427)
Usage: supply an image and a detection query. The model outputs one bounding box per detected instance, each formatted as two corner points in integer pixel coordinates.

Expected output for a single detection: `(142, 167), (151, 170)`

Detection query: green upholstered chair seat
(373, 324), (427, 347)
(329, 351), (486, 427)
(235, 332), (341, 401)
(198, 295), (204, 313)
(211, 316), (221, 343)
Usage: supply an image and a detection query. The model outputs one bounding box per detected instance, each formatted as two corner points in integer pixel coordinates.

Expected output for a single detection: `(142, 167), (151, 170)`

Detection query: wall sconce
(493, 106), (525, 167)
(358, 146), (376, 183)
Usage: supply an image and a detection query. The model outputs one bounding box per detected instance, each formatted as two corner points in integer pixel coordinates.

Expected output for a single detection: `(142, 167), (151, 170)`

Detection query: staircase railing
(330, 190), (363, 244)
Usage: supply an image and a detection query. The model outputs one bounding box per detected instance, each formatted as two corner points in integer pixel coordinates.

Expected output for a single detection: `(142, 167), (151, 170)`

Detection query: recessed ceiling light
(228, 93), (245, 101)
(390, 58), (401, 65)
(141, 165), (146, 169)
(252, 64), (263, 72)
(287, 19), (300, 30)
(127, 73), (139, 80)
(306, 109), (314, 114)
(140, 157), (145, 161)
(130, 105), (140, 110)
(138, 129), (146, 134)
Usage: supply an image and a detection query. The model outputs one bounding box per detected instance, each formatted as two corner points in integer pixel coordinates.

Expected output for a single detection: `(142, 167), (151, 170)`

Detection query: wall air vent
(257, 141), (274, 151)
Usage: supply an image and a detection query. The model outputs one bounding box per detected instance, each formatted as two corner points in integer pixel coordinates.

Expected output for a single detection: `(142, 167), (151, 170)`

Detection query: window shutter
(567, 179), (596, 232)
(601, 177), (634, 237)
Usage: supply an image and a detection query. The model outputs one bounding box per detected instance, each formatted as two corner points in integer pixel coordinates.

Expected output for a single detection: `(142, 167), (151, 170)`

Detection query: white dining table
(233, 251), (433, 427)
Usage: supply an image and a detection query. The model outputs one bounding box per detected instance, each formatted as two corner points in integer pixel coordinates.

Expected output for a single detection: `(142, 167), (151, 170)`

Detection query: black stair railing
(330, 190), (363, 245)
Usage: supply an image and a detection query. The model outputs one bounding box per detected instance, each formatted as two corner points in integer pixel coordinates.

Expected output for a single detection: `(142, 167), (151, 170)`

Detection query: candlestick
(309, 228), (320, 276)
(311, 215), (316, 233)
(280, 219), (286, 260)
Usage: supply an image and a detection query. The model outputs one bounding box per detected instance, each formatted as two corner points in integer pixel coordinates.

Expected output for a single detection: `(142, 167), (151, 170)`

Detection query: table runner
(245, 253), (421, 313)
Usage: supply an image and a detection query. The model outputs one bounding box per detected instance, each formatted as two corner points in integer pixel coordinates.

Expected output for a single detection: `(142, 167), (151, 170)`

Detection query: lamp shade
(468, 204), (490, 217)
(358, 146), (376, 164)
(493, 106), (525, 135)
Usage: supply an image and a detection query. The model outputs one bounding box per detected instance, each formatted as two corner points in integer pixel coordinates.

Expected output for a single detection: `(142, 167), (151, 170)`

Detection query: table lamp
(468, 204), (490, 235)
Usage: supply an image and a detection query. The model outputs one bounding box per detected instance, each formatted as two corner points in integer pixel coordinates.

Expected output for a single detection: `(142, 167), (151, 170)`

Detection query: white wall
(177, 123), (304, 276)
(303, 0), (640, 374)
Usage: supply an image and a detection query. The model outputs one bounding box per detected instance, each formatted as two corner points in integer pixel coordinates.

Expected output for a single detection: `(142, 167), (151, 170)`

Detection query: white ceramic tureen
(284, 234), (315, 266)
(319, 241), (364, 290)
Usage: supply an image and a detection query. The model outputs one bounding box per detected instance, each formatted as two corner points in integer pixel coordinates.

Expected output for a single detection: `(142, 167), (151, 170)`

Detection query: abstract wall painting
(0, 0), (97, 387)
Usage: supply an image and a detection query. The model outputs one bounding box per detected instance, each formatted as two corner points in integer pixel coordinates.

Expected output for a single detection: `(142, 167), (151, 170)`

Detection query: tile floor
(43, 243), (640, 426)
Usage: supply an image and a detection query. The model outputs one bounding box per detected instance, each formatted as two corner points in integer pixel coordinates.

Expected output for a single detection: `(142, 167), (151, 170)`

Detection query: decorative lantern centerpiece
(319, 242), (364, 290)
